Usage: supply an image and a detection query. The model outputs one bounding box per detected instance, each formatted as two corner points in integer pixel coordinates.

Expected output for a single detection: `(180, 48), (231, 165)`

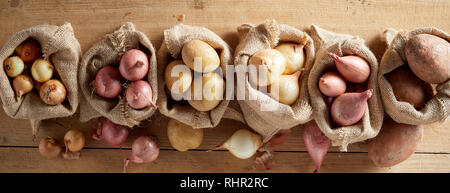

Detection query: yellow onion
(167, 119), (203, 151)
(275, 43), (305, 75)
(248, 49), (286, 87)
(4, 56), (25, 78)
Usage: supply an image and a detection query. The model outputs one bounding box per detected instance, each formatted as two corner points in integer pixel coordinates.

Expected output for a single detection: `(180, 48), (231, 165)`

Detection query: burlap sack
(79, 22), (158, 127)
(234, 20), (315, 142)
(308, 25), (384, 151)
(157, 23), (235, 128)
(0, 23), (81, 136)
(378, 28), (450, 125)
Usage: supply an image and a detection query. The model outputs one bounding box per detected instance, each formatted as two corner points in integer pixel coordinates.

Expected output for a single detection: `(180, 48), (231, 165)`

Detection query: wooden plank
(0, 0), (449, 172)
(0, 147), (448, 173)
(1, 109), (449, 153)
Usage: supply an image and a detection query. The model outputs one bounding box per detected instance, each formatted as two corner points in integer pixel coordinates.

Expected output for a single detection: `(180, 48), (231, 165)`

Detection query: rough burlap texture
(157, 23), (236, 128)
(308, 25), (384, 151)
(79, 22), (158, 127)
(378, 28), (449, 125)
(234, 20), (315, 142)
(0, 23), (81, 136)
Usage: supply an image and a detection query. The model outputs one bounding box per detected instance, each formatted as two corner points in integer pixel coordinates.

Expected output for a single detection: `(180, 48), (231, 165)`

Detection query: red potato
(405, 34), (450, 84)
(95, 65), (122, 99)
(368, 118), (423, 167)
(119, 49), (149, 81)
(387, 66), (433, 109)
(303, 120), (330, 173)
(331, 89), (372, 126)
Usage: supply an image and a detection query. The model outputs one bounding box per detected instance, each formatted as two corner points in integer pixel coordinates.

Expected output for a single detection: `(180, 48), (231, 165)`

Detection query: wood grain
(0, 0), (449, 172)
(0, 148), (448, 173)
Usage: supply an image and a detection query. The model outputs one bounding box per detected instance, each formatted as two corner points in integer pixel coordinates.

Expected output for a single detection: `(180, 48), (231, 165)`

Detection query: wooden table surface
(0, 0), (449, 173)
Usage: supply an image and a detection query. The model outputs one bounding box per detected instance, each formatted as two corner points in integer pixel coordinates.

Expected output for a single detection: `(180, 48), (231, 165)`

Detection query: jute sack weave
(234, 20), (315, 142)
(0, 23), (81, 136)
(308, 25), (384, 151)
(79, 22), (158, 127)
(157, 23), (235, 128)
(378, 28), (450, 125)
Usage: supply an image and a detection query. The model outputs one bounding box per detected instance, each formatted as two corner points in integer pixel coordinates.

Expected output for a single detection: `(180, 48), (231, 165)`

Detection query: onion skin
(31, 59), (54, 83)
(15, 39), (40, 63)
(331, 89), (373, 126)
(181, 40), (220, 73)
(125, 80), (156, 109)
(275, 43), (305, 75)
(303, 120), (330, 173)
(329, 53), (370, 83)
(95, 66), (122, 99)
(64, 128), (85, 152)
(368, 118), (423, 167)
(387, 66), (433, 109)
(92, 119), (130, 146)
(119, 49), (149, 81)
(124, 136), (160, 172)
(4, 56), (25, 78)
(39, 79), (67, 105)
(248, 49), (286, 87)
(269, 71), (301, 105)
(13, 74), (34, 98)
(38, 137), (62, 159)
(405, 34), (450, 84)
(319, 72), (346, 97)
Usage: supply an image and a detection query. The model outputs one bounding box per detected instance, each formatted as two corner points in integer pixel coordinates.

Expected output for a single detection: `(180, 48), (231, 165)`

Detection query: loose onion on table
(95, 65), (122, 99)
(15, 39), (40, 63)
(31, 59), (54, 82)
(4, 56), (25, 78)
(92, 119), (130, 146)
(303, 120), (330, 173)
(124, 136), (160, 173)
(38, 136), (62, 159)
(181, 39), (220, 73)
(119, 49), (149, 81)
(405, 34), (450, 84)
(268, 71), (301, 105)
(331, 89), (373, 126)
(167, 119), (203, 152)
(188, 72), (224, 112)
(212, 129), (262, 159)
(275, 43), (305, 75)
(125, 80), (156, 109)
(387, 66), (433, 109)
(39, 79), (66, 105)
(328, 53), (370, 83)
(64, 128), (85, 153)
(248, 49), (286, 87)
(13, 74), (33, 98)
(164, 60), (193, 95)
(319, 71), (346, 97)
